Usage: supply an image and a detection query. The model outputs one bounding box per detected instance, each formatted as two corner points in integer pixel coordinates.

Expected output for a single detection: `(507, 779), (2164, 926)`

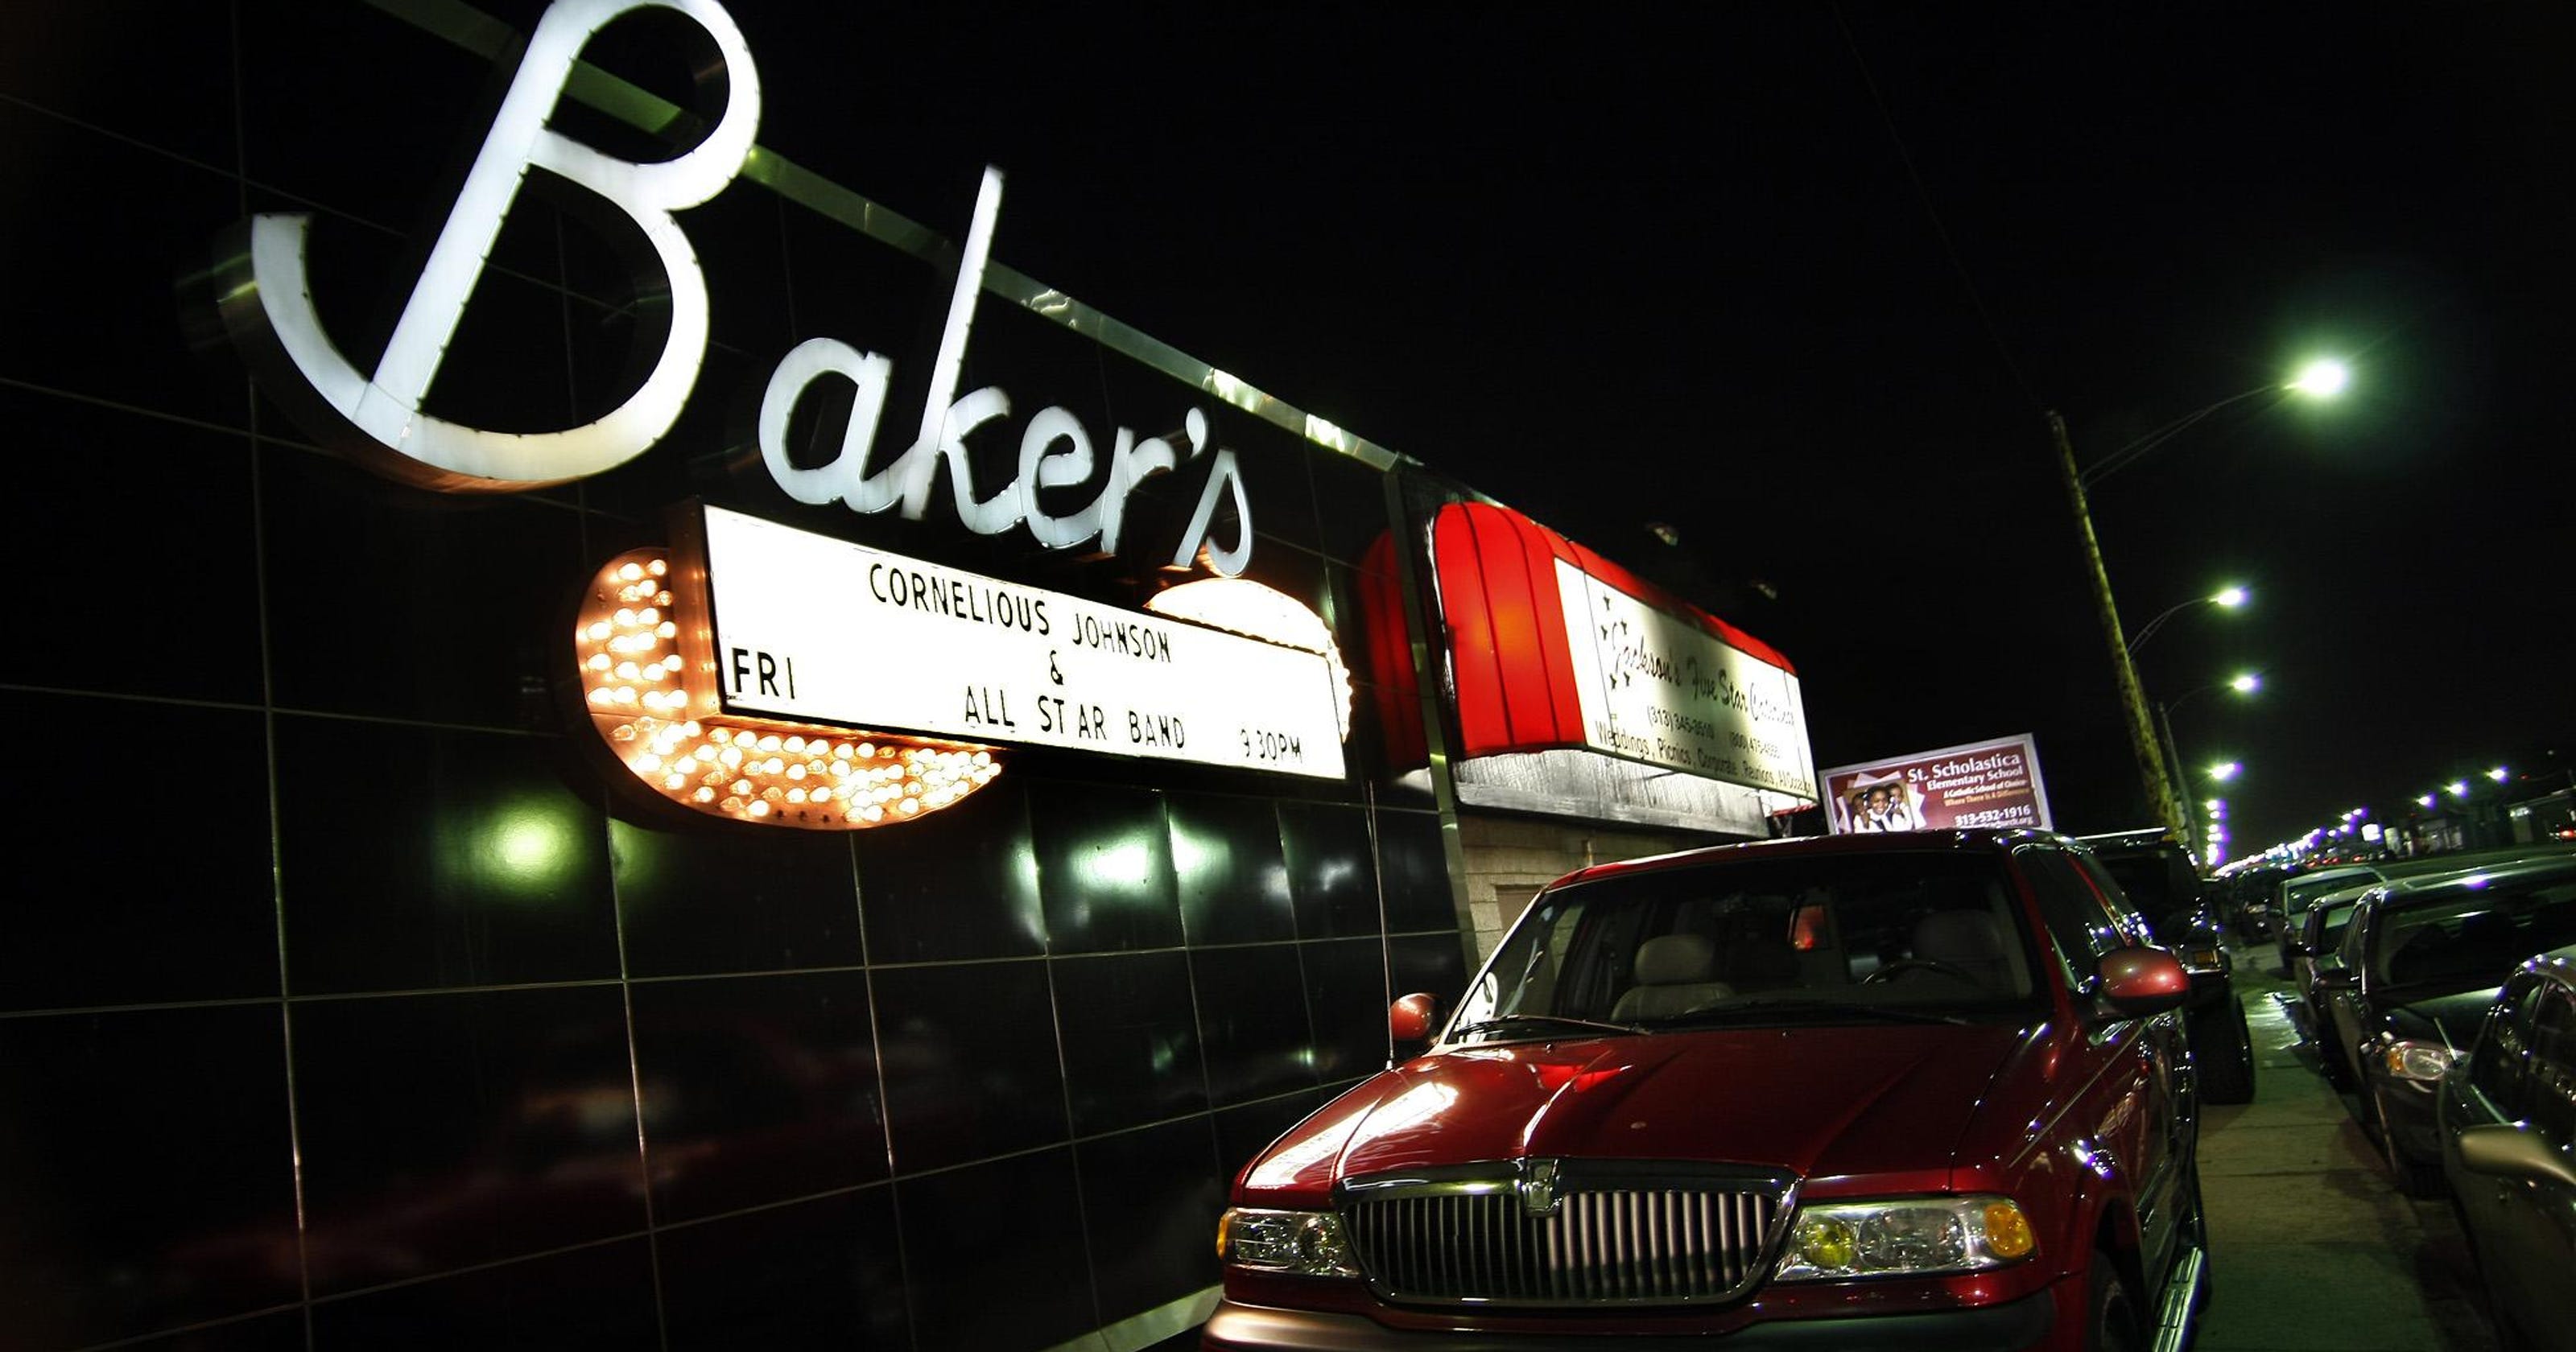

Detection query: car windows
(2017, 847), (2128, 985)
(2367, 880), (2576, 991)
(2528, 987), (2576, 1147)
(1456, 851), (2046, 1036)
(2467, 973), (2545, 1116)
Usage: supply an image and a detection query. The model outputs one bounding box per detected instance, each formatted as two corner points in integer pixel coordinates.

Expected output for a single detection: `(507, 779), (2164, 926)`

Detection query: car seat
(1609, 934), (1736, 1021)
(1907, 909), (2021, 992)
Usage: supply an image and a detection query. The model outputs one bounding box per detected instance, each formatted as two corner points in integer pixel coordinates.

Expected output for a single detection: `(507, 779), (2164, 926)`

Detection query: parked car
(2435, 953), (2576, 1352)
(2275, 864), (2388, 971)
(2318, 857), (2576, 1194)
(2077, 829), (2257, 1104)
(1206, 830), (2208, 1351)
(2227, 866), (2289, 940)
(2279, 882), (2385, 1077)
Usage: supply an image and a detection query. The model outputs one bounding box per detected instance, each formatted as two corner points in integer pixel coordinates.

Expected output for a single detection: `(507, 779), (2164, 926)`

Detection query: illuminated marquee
(217, 0), (1257, 575)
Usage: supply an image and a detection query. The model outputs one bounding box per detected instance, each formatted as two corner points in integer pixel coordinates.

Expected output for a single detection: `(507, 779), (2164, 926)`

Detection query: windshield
(2095, 849), (2202, 933)
(1451, 851), (2048, 1039)
(2313, 900), (2363, 954)
(2367, 874), (2576, 992)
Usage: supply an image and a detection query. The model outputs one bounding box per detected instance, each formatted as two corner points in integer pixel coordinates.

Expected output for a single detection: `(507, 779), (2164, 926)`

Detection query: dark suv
(2074, 830), (2256, 1103)
(1206, 830), (2207, 1350)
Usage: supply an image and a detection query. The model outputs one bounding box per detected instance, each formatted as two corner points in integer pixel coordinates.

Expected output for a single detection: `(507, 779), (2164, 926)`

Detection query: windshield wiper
(1653, 996), (1971, 1027)
(1448, 1014), (1645, 1041)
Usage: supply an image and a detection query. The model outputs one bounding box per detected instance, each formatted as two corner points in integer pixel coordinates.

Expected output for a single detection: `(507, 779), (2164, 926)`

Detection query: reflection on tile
(4, 695), (279, 1012)
(657, 1186), (910, 1350)
(292, 985), (646, 1295)
(118, 1309), (308, 1352)
(0, 1005), (298, 1349)
(630, 971), (886, 1222)
(308, 1239), (658, 1350)
(1169, 793), (1293, 946)
(1389, 934), (1473, 1018)
(1031, 781), (1179, 954)
(611, 818), (861, 977)
(1302, 937), (1393, 1086)
(857, 781), (1045, 964)
(873, 960), (1067, 1173)
(1054, 952), (1207, 1135)
(1279, 802), (1379, 939)
(898, 1148), (1092, 1350)
(1077, 1119), (1226, 1319)
(275, 715), (617, 994)
(1373, 810), (1461, 934)
(1191, 944), (1318, 1107)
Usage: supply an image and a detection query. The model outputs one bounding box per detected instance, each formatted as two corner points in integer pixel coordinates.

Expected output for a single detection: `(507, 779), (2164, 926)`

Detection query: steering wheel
(1861, 958), (1982, 987)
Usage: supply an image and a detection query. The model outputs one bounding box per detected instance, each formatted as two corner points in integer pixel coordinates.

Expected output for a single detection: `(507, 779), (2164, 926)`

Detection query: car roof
(2368, 855), (2576, 910)
(1544, 828), (2058, 890)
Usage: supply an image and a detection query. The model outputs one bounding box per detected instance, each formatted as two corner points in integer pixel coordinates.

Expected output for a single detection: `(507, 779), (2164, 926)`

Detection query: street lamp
(2046, 360), (2349, 837)
(2153, 672), (2261, 824)
(2208, 760), (2242, 782)
(2127, 585), (2251, 656)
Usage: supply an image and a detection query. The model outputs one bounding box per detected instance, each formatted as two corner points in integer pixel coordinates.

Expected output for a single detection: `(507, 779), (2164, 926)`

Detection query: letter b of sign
(216, 0), (760, 491)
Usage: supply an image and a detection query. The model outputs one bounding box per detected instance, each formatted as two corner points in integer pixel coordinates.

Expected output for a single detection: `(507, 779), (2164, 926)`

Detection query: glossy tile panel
(2, 394), (262, 705)
(307, 1238), (658, 1350)
(275, 715), (618, 994)
(0, 1005), (298, 1350)
(291, 984), (646, 1296)
(611, 818), (862, 978)
(1032, 781), (1182, 954)
(1054, 950), (1208, 1135)
(1302, 937), (1394, 1086)
(656, 1187), (910, 1350)
(898, 1147), (1094, 1350)
(1077, 1119), (1227, 1317)
(4, 694), (278, 1012)
(630, 970), (886, 1222)
(872, 959), (1067, 1173)
(1170, 793), (1295, 946)
(1280, 802), (1381, 938)
(1374, 809), (1462, 933)
(857, 781), (1046, 964)
(1191, 943), (1319, 1107)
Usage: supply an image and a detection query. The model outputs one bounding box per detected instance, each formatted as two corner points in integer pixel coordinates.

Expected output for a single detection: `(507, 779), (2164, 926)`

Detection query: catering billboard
(1819, 733), (2054, 835)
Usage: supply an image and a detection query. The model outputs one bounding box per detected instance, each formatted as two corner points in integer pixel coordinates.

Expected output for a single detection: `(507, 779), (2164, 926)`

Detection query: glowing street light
(2209, 761), (2243, 782)
(2129, 585), (2253, 656)
(2448, 780), (2471, 798)
(2289, 358), (2351, 398)
(2487, 766), (2510, 782)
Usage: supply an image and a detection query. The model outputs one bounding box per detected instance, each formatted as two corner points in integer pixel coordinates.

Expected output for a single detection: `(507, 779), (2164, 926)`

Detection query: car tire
(2369, 1090), (2439, 1197)
(2085, 1251), (2145, 1352)
(2192, 995), (2257, 1105)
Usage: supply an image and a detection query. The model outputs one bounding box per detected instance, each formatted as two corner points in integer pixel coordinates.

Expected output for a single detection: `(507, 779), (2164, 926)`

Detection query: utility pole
(2048, 411), (2187, 837)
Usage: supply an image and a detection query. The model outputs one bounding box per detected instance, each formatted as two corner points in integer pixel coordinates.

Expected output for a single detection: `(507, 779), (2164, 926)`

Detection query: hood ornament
(1516, 1158), (1564, 1218)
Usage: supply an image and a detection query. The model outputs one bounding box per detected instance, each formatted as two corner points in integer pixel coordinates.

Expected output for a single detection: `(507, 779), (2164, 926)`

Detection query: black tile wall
(0, 3), (1470, 1347)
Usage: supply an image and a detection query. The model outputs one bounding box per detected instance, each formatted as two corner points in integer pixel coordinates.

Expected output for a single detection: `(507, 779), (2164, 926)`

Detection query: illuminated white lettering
(223, 0), (759, 488)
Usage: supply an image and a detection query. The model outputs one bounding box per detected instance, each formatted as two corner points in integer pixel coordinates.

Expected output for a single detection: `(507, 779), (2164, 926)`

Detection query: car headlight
(2378, 1040), (2457, 1082)
(1775, 1196), (2037, 1281)
(1216, 1207), (1360, 1278)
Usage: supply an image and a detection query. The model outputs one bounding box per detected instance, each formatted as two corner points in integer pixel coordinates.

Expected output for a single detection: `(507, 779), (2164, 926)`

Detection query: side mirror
(1389, 992), (1439, 1045)
(2095, 948), (2190, 1018)
(2456, 1123), (2576, 1189)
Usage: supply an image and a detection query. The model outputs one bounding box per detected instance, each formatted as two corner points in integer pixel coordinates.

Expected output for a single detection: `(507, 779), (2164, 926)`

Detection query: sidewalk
(2191, 946), (2497, 1351)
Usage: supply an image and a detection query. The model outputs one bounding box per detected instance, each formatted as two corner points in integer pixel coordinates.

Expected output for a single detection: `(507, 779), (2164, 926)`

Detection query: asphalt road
(2194, 933), (2500, 1350)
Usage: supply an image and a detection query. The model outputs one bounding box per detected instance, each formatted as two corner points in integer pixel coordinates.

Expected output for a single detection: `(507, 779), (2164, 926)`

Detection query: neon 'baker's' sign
(217, 0), (1256, 575)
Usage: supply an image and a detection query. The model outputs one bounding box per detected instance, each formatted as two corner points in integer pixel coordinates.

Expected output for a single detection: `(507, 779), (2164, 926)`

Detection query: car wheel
(2085, 1251), (2145, 1352)
(2369, 1090), (2439, 1197)
(2191, 996), (2256, 1105)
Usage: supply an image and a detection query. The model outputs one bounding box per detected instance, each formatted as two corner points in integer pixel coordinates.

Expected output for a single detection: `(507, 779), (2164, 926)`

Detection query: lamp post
(2128, 586), (2249, 657)
(2046, 360), (2348, 838)
(2153, 673), (2260, 818)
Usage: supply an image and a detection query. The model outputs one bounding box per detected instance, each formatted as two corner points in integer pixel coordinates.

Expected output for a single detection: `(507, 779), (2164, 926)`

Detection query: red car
(1206, 830), (2207, 1350)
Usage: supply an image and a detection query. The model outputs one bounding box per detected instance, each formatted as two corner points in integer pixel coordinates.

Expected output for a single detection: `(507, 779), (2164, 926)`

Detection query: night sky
(617, 4), (2576, 854)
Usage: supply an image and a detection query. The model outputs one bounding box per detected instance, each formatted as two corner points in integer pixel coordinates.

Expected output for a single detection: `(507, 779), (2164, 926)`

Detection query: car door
(2322, 899), (2380, 1088)
(2486, 982), (2576, 1337)
(2448, 974), (2541, 1264)
(2018, 845), (2188, 1279)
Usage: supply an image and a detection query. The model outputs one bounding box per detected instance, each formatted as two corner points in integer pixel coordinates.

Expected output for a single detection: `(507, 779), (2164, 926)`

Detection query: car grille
(1341, 1160), (1794, 1307)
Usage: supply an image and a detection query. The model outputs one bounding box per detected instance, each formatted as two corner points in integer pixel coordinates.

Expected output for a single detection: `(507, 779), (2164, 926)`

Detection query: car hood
(1236, 1023), (2028, 1204)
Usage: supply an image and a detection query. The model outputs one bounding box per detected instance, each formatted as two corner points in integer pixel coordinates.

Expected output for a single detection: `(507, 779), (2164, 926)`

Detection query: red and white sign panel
(1818, 733), (2054, 835)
